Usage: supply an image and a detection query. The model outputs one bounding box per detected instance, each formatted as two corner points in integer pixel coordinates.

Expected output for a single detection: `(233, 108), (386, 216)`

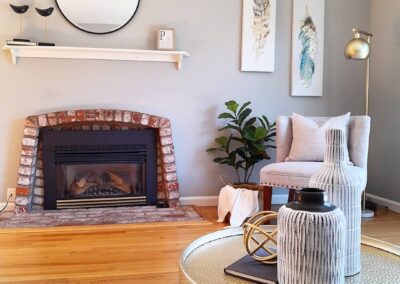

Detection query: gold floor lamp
(344, 27), (375, 218)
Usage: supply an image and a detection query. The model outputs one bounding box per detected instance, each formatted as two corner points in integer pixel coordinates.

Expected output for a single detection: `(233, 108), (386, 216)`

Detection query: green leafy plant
(207, 100), (276, 184)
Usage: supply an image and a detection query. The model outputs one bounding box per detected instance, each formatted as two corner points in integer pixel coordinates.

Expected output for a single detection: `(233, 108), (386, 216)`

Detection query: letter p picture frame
(157, 29), (175, 51)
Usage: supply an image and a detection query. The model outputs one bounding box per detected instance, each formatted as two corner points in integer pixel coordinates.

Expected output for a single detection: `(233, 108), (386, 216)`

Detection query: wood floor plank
(0, 206), (398, 283)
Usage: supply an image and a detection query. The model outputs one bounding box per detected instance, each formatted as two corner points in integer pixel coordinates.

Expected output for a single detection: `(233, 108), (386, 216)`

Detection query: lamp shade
(344, 37), (370, 60)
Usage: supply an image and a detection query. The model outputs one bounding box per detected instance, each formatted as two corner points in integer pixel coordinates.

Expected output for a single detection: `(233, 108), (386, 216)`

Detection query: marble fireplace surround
(15, 109), (180, 213)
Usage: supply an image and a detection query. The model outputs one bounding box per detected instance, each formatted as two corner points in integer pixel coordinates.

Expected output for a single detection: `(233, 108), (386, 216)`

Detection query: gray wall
(368, 0), (400, 202)
(0, 0), (370, 201)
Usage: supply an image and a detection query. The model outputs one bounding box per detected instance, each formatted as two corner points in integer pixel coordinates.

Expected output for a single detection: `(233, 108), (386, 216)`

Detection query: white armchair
(260, 115), (371, 210)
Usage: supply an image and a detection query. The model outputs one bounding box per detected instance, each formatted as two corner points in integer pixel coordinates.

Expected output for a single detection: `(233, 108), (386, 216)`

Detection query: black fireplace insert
(42, 129), (157, 209)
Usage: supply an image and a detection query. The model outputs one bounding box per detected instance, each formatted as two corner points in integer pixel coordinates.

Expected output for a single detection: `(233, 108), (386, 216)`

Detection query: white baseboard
(179, 196), (219, 206)
(366, 193), (400, 214)
(179, 194), (288, 206)
(0, 202), (15, 212)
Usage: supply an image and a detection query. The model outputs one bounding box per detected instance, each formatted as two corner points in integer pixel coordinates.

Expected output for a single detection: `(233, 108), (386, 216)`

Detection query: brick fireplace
(15, 109), (180, 213)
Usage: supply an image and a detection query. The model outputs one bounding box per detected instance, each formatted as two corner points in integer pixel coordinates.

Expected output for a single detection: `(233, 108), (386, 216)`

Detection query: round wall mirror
(56, 0), (140, 34)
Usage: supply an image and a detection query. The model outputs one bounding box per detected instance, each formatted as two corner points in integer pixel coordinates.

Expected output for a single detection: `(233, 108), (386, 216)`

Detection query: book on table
(224, 249), (278, 284)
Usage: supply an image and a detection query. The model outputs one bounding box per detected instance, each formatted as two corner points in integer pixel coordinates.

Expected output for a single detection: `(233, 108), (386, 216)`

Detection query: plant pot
(229, 183), (264, 211)
(231, 183), (261, 191)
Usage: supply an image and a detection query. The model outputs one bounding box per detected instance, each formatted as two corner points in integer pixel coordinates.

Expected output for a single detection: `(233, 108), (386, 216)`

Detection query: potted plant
(207, 100), (276, 188)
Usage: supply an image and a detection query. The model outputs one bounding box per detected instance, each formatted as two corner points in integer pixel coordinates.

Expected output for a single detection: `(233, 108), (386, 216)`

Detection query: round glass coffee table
(179, 226), (400, 284)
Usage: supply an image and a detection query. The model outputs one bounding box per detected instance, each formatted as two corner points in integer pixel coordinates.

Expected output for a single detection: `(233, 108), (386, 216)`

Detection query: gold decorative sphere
(242, 211), (278, 264)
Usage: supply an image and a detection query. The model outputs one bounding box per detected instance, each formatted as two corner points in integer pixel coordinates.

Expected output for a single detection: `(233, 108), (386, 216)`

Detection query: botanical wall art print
(241, 0), (277, 72)
(291, 0), (325, 96)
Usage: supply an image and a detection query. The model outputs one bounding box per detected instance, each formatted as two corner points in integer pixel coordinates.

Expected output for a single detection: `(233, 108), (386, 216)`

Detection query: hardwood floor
(0, 206), (398, 283)
(361, 207), (400, 245)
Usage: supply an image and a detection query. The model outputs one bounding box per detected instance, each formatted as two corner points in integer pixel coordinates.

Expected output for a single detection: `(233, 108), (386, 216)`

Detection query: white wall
(0, 0), (370, 201)
(368, 0), (400, 203)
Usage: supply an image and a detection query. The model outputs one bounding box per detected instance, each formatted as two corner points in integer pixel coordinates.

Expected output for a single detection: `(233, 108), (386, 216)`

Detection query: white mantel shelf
(3, 45), (189, 70)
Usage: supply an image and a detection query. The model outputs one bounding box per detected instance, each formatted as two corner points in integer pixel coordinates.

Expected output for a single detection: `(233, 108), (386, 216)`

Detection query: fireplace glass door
(57, 162), (146, 200)
(42, 129), (157, 210)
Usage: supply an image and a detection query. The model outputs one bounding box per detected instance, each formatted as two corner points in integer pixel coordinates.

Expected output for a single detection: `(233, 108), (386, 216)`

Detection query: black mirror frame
(55, 0), (141, 35)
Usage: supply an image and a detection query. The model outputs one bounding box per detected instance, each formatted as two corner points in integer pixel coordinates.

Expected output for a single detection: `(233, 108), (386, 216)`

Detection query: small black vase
(286, 188), (337, 213)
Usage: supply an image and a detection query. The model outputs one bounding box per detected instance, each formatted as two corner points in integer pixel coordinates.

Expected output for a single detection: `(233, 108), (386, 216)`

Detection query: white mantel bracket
(3, 45), (189, 71)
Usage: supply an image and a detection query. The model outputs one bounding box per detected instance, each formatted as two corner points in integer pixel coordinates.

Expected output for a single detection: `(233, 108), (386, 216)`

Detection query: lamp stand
(362, 35), (374, 219)
(345, 28), (374, 218)
(365, 36), (371, 116)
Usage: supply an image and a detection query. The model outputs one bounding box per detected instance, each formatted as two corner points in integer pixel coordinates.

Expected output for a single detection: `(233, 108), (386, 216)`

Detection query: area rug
(0, 205), (204, 228)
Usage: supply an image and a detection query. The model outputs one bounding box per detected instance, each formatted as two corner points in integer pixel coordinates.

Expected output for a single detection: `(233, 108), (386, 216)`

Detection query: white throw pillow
(285, 113), (352, 163)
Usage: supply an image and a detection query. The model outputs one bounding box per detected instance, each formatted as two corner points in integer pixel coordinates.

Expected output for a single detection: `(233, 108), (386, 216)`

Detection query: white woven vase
(309, 129), (363, 276)
(278, 205), (346, 284)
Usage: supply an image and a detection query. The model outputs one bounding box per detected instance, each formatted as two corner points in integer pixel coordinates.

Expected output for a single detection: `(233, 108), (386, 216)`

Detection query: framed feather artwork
(291, 0), (325, 96)
(241, 0), (277, 72)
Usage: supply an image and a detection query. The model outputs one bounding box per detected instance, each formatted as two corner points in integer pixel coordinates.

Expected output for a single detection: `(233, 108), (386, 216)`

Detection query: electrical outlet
(6, 188), (16, 203)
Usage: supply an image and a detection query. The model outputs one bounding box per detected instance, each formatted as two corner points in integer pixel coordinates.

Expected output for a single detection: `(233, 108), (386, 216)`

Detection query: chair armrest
(349, 116), (371, 168)
(276, 116), (292, 162)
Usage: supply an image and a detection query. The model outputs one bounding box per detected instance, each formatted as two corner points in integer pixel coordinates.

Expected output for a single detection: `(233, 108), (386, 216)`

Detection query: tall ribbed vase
(309, 129), (363, 276)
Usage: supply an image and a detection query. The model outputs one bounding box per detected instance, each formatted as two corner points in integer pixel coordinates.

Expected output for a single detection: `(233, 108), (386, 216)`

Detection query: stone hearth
(15, 109), (180, 213)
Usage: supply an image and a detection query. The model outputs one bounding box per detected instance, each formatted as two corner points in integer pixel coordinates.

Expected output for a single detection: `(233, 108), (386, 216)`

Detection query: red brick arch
(15, 109), (179, 213)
